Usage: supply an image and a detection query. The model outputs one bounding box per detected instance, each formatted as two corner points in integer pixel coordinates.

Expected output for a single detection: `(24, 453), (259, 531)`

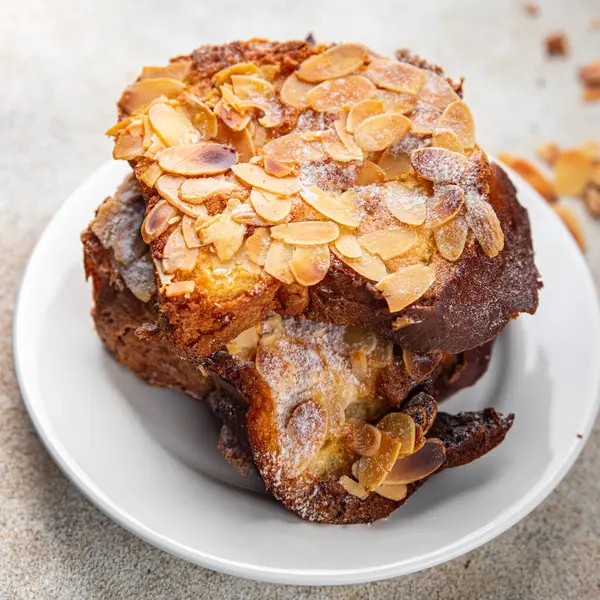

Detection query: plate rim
(12, 160), (600, 586)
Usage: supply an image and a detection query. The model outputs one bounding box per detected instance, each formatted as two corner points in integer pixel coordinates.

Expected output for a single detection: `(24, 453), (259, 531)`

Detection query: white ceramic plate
(14, 160), (600, 585)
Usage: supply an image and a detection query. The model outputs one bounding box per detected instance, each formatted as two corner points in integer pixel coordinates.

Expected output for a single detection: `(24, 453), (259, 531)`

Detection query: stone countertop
(1, 0), (599, 598)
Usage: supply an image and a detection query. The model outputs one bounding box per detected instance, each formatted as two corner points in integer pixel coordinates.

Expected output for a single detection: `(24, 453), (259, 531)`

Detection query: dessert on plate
(82, 38), (541, 523)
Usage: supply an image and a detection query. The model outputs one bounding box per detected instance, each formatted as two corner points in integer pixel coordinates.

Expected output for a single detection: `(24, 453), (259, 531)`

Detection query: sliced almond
(346, 423), (382, 457)
(181, 215), (202, 248)
(230, 202), (269, 226)
(378, 150), (414, 180)
(435, 214), (469, 261)
(392, 316), (415, 330)
(432, 128), (464, 154)
(377, 413), (416, 453)
(353, 160), (387, 186)
(358, 228), (418, 260)
(409, 102), (441, 135)
(306, 76), (376, 113)
(226, 326), (259, 360)
(339, 475), (369, 500)
(300, 186), (361, 227)
(217, 123), (256, 164)
(157, 143), (237, 176)
(214, 99), (251, 131)
(180, 176), (237, 203)
(289, 245), (330, 286)
(142, 115), (153, 149)
(250, 188), (292, 223)
(347, 99), (385, 133)
(374, 89), (417, 114)
(498, 153), (556, 203)
(338, 248), (388, 281)
(356, 431), (401, 491)
(264, 240), (294, 283)
(140, 61), (193, 82)
(258, 64), (280, 82)
(263, 132), (325, 164)
(402, 348), (443, 382)
(554, 149), (594, 196)
(374, 484), (408, 501)
(231, 74), (274, 100)
(384, 438), (446, 485)
(553, 204), (586, 251)
(141, 200), (177, 243)
(354, 113), (412, 152)
(155, 174), (208, 217)
(427, 184), (465, 227)
(418, 69), (460, 110)
(365, 59), (425, 94)
(264, 156), (295, 177)
(384, 181), (427, 225)
(296, 43), (367, 83)
(245, 228), (272, 266)
(148, 103), (197, 147)
(200, 201), (246, 261)
(119, 78), (185, 114)
(334, 229), (363, 258)
(375, 264), (435, 312)
(232, 163), (301, 195)
(113, 122), (144, 160)
(219, 84), (249, 112)
(164, 280), (195, 297)
(465, 198), (504, 258)
(138, 162), (163, 188)
(145, 134), (166, 158)
(270, 221), (340, 245)
(181, 95), (218, 139)
(212, 62), (259, 86)
(162, 226), (199, 273)
(280, 73), (314, 109)
(411, 147), (468, 183)
(437, 101), (475, 149)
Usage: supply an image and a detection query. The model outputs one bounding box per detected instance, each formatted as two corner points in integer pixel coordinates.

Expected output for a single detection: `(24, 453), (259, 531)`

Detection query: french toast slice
(108, 39), (540, 359)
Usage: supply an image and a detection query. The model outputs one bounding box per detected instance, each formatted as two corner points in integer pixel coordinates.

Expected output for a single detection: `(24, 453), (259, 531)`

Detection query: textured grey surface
(1, 0), (600, 598)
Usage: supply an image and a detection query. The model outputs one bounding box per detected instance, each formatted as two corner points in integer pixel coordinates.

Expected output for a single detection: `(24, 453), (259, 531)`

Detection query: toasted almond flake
(385, 439), (446, 484)
(553, 204), (586, 251)
(140, 61), (193, 82)
(410, 102), (441, 134)
(498, 153), (556, 203)
(231, 74), (275, 101)
(334, 229), (363, 258)
(181, 215), (202, 248)
(319, 129), (361, 162)
(289, 244), (330, 286)
(144, 134), (166, 158)
(427, 184), (465, 227)
(200, 201), (246, 261)
(270, 220), (340, 245)
(411, 147), (468, 183)
(164, 280), (195, 297)
(212, 62), (259, 86)
(148, 103), (197, 147)
(180, 176), (237, 203)
(346, 99), (385, 133)
(365, 59), (425, 94)
(214, 99), (251, 131)
(306, 76), (376, 113)
(374, 89), (417, 113)
(377, 413), (416, 452)
(156, 175), (211, 218)
(280, 74), (314, 109)
(245, 228), (272, 265)
(435, 213), (468, 261)
(264, 240), (294, 283)
(232, 163), (301, 195)
(141, 200), (177, 243)
(417, 69), (460, 110)
(333, 119), (363, 158)
(142, 115), (153, 149)
(353, 160), (387, 186)
(554, 149), (594, 196)
(375, 264), (435, 313)
(297, 43), (367, 83)
(465, 198), (505, 257)
(113, 122), (145, 160)
(436, 101), (475, 149)
(378, 150), (414, 179)
(354, 113), (412, 152)
(358, 228), (418, 260)
(356, 432), (401, 490)
(392, 316), (416, 330)
(402, 349), (443, 382)
(374, 484), (408, 501)
(119, 78), (185, 114)
(181, 95), (218, 139)
(264, 156), (295, 177)
(339, 475), (369, 500)
(167, 216), (182, 225)
(432, 128), (464, 153)
(338, 248), (388, 281)
(219, 84), (246, 113)
(384, 181), (427, 225)
(258, 64), (279, 81)
(263, 132), (325, 164)
(347, 423), (382, 457)
(105, 117), (132, 137)
(162, 226), (199, 273)
(157, 142), (237, 176)
(226, 326), (259, 360)
(230, 202), (269, 226)
(300, 186), (361, 227)
(138, 162), (163, 188)
(250, 188), (292, 222)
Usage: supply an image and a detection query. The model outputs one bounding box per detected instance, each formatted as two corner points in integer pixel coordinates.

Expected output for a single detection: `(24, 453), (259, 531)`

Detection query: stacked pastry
(82, 39), (541, 523)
